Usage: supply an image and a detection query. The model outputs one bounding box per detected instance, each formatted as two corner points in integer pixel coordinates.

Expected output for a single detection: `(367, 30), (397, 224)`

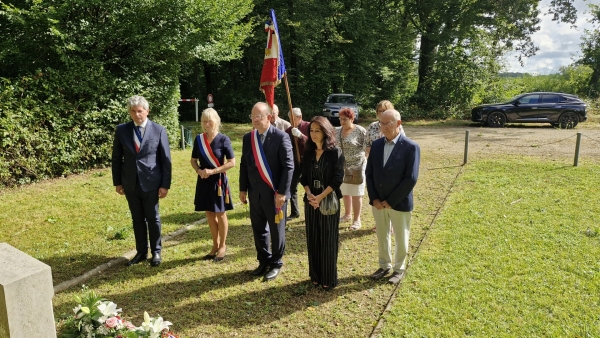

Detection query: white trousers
(372, 207), (411, 273)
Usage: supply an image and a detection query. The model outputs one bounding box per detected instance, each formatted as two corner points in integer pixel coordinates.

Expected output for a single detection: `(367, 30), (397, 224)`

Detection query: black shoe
(370, 268), (390, 280)
(127, 252), (147, 266)
(213, 254), (225, 263)
(264, 267), (281, 281)
(202, 254), (217, 260)
(250, 263), (269, 276)
(288, 213), (300, 220)
(150, 253), (161, 267)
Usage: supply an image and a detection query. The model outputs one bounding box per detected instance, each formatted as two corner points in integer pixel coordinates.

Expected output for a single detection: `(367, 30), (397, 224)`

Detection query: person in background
(366, 109), (419, 285)
(285, 107), (310, 219)
(335, 108), (367, 230)
(270, 104), (291, 131)
(112, 95), (172, 268)
(240, 102), (294, 281)
(190, 108), (235, 262)
(300, 116), (344, 290)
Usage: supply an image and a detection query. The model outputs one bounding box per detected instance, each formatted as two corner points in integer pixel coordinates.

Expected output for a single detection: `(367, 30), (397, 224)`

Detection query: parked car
(322, 93), (360, 124)
(471, 92), (587, 129)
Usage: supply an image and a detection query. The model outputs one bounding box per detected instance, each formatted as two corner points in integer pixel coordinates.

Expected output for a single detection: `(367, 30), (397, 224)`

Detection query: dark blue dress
(191, 133), (235, 212)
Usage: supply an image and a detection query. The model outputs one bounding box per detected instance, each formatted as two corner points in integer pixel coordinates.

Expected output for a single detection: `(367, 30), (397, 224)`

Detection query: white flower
(72, 305), (82, 314)
(140, 311), (173, 338)
(97, 301), (121, 323)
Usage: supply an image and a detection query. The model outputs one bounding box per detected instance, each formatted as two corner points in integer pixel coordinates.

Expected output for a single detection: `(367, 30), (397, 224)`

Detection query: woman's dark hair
(306, 116), (337, 152)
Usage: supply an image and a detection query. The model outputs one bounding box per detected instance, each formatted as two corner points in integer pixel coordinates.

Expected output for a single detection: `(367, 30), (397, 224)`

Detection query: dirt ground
(405, 124), (600, 161)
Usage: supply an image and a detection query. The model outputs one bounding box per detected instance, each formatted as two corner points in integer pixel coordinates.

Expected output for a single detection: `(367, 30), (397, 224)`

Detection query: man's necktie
(134, 126), (143, 153)
(260, 134), (265, 144)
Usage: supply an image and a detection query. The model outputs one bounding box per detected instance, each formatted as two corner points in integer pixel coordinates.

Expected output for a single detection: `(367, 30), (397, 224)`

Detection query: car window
(541, 95), (559, 103)
(326, 95), (355, 104)
(519, 94), (540, 104)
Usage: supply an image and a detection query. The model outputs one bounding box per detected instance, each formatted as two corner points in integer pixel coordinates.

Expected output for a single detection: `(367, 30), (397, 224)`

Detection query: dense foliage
(1, 0), (596, 186)
(578, 3), (600, 98)
(0, 0), (252, 186)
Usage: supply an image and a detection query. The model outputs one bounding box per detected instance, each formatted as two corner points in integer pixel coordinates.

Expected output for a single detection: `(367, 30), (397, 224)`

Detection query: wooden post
(284, 74), (302, 164)
(574, 132), (582, 166)
(463, 130), (470, 165)
(181, 125), (185, 150)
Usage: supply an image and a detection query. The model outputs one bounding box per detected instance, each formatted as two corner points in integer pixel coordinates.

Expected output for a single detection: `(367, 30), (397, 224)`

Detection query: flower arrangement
(60, 286), (178, 338)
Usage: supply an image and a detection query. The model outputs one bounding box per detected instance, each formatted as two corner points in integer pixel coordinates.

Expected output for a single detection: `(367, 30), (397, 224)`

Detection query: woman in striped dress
(300, 116), (345, 290)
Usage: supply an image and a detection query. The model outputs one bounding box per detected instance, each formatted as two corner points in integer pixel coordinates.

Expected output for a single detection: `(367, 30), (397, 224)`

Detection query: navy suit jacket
(240, 125), (294, 198)
(111, 120), (172, 192)
(366, 134), (420, 212)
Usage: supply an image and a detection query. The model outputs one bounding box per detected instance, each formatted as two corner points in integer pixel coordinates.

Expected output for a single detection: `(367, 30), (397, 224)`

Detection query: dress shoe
(370, 268), (390, 280)
(127, 253), (147, 266)
(250, 263), (269, 276)
(288, 213), (300, 220)
(150, 253), (161, 267)
(202, 254), (217, 260)
(264, 267), (281, 281)
(388, 271), (404, 285)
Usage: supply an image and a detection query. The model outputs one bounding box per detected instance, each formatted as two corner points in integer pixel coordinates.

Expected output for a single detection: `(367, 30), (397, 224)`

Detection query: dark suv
(322, 94), (360, 124)
(471, 92), (587, 128)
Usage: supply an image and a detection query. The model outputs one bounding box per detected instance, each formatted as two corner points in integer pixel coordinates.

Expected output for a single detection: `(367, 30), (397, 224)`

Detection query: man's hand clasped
(373, 199), (391, 210)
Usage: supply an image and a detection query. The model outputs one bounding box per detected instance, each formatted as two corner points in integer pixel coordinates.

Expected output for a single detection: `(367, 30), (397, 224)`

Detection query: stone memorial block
(0, 243), (56, 338)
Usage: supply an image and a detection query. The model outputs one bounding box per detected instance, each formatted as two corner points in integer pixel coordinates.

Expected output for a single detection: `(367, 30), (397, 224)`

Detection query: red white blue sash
(250, 129), (284, 222)
(196, 133), (230, 203)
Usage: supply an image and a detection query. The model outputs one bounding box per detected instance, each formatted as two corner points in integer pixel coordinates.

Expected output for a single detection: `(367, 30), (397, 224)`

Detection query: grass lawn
(1, 121), (599, 336)
(380, 158), (600, 337)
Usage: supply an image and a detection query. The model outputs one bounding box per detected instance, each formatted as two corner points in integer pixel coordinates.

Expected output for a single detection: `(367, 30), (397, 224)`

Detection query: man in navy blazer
(240, 102), (294, 281)
(112, 95), (172, 267)
(366, 109), (419, 284)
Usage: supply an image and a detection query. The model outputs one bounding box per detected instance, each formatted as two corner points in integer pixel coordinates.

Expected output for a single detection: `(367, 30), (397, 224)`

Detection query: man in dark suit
(366, 109), (420, 284)
(240, 102), (294, 281)
(112, 95), (172, 267)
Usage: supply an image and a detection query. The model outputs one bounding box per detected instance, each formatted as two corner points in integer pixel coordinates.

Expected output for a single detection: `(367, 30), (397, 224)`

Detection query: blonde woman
(365, 100), (405, 157)
(190, 108), (235, 262)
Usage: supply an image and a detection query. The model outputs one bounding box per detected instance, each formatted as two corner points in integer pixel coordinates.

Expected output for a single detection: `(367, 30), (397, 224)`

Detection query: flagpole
(283, 73), (301, 164)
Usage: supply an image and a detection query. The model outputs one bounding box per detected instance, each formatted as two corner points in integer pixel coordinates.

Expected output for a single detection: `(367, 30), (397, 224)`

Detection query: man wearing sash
(112, 95), (172, 267)
(240, 102), (294, 281)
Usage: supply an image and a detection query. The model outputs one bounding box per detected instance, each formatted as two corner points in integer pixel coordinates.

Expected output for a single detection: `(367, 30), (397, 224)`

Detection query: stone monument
(0, 243), (56, 338)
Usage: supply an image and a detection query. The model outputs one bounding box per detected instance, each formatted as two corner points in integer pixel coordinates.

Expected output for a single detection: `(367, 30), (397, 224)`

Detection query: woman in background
(336, 108), (367, 230)
(190, 108), (235, 262)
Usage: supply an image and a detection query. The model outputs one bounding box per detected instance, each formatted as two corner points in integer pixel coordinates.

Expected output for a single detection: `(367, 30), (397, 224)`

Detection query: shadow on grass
(43, 253), (126, 285)
(107, 273), (381, 331)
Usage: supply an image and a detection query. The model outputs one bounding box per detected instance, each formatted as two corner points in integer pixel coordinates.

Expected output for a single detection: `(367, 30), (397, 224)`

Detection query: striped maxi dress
(304, 153), (340, 288)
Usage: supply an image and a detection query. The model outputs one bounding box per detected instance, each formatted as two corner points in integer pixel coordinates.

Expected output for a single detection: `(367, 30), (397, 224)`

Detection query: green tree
(578, 3), (600, 97)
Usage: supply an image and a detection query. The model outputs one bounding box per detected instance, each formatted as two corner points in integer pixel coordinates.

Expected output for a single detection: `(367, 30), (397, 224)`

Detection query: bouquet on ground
(59, 286), (178, 338)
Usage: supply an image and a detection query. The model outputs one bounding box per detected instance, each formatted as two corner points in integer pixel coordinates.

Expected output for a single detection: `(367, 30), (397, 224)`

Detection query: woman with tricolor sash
(190, 108), (235, 262)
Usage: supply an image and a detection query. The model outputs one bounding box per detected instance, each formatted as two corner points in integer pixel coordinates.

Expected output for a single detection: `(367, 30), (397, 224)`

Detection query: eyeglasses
(249, 114), (267, 120)
(379, 121), (396, 127)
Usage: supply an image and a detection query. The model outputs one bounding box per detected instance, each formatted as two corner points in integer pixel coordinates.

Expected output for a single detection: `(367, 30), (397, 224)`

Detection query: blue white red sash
(196, 134), (230, 203)
(250, 129), (284, 222)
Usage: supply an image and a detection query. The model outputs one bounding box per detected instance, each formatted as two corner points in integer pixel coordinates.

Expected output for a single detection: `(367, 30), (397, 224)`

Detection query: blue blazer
(240, 125), (294, 198)
(366, 135), (420, 212)
(111, 120), (172, 192)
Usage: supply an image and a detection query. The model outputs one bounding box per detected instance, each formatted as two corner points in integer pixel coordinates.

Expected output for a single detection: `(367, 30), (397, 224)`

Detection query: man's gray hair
(382, 109), (401, 121)
(290, 107), (302, 117)
(127, 95), (149, 110)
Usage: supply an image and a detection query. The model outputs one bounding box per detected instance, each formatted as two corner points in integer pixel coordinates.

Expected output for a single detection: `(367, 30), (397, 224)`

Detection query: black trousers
(288, 163), (302, 216)
(249, 189), (287, 268)
(124, 178), (162, 255)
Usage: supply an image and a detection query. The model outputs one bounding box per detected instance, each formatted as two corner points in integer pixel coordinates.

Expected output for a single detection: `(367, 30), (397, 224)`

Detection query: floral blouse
(335, 125), (366, 168)
(365, 121), (406, 147)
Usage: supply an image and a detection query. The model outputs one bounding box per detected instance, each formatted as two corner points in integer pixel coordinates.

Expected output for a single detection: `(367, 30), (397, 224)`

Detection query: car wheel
(551, 123), (559, 128)
(558, 112), (578, 129)
(487, 112), (506, 128)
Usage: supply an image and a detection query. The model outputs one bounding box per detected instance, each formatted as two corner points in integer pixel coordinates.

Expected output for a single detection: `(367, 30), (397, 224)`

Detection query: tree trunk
(415, 31), (438, 106)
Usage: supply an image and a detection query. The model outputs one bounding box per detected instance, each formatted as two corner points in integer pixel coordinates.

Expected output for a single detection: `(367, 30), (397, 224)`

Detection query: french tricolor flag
(259, 9), (286, 109)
